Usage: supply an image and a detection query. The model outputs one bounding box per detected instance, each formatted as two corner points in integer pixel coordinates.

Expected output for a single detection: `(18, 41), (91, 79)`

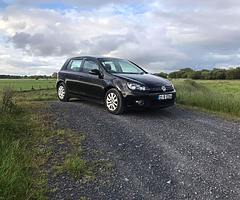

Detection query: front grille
(149, 85), (174, 93)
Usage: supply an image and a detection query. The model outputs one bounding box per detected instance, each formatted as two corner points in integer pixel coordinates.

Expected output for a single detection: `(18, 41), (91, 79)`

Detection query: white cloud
(0, 0), (240, 74)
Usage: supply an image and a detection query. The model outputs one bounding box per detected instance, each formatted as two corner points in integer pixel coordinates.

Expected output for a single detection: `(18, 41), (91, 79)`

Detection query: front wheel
(57, 83), (69, 102)
(105, 88), (124, 115)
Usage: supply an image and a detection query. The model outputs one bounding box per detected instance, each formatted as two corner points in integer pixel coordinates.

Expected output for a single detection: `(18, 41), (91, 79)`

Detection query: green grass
(194, 80), (240, 94)
(173, 79), (240, 118)
(55, 154), (94, 179)
(0, 140), (31, 199)
(0, 88), (111, 199)
(0, 79), (56, 91)
(4, 78), (238, 198)
(0, 89), (56, 200)
(2, 78), (239, 118)
(15, 89), (57, 102)
(0, 103), (43, 199)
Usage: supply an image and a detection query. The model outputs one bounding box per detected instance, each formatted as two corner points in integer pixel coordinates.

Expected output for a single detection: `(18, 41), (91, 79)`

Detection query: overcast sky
(0, 0), (240, 75)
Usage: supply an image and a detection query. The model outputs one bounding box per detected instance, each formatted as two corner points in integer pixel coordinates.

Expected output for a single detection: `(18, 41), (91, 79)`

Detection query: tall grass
(0, 137), (31, 200)
(0, 88), (33, 200)
(174, 80), (240, 117)
(1, 87), (15, 112)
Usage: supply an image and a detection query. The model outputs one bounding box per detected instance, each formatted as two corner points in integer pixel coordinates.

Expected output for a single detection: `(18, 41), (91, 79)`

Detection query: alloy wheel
(58, 85), (65, 100)
(106, 92), (118, 111)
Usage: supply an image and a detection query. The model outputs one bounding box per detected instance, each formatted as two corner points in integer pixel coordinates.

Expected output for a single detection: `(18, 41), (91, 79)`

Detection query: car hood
(113, 73), (171, 88)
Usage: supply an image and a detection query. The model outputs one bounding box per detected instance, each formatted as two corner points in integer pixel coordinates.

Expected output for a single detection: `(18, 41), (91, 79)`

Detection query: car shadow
(126, 106), (180, 118)
(68, 98), (182, 119)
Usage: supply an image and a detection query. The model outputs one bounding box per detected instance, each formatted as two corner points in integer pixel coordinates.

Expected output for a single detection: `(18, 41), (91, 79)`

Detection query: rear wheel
(57, 83), (69, 102)
(105, 88), (124, 114)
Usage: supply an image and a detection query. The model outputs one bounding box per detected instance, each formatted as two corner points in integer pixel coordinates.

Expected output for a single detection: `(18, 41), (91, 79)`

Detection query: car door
(64, 59), (85, 96)
(80, 58), (105, 99)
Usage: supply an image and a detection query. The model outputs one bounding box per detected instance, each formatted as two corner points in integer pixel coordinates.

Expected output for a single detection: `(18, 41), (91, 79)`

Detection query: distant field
(173, 79), (240, 94)
(0, 79), (56, 91)
(1, 78), (240, 118)
(173, 79), (240, 118)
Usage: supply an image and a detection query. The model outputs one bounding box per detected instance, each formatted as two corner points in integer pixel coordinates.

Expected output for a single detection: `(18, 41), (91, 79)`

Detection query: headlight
(127, 82), (146, 91)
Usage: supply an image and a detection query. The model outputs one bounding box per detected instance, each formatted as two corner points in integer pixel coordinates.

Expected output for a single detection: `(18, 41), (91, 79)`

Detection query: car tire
(57, 82), (69, 102)
(105, 88), (124, 115)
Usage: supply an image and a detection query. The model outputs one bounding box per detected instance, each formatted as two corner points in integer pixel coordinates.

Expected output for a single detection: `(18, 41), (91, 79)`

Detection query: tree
(189, 71), (202, 79)
(211, 69), (226, 79)
(226, 68), (240, 79)
(168, 68), (193, 78)
(201, 70), (211, 80)
(159, 67), (240, 80)
(155, 72), (168, 78)
(168, 71), (177, 78)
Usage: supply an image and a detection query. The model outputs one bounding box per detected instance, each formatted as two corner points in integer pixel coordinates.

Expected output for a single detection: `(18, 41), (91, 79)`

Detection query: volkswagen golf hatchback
(56, 56), (176, 114)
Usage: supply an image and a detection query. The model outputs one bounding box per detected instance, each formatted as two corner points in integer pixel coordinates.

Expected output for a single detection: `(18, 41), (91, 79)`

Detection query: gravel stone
(48, 100), (240, 200)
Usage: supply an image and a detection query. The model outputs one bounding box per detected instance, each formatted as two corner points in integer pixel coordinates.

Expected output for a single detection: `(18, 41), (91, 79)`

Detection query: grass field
(0, 78), (239, 199)
(0, 78), (239, 118)
(0, 79), (56, 91)
(173, 79), (240, 118)
(0, 87), (89, 199)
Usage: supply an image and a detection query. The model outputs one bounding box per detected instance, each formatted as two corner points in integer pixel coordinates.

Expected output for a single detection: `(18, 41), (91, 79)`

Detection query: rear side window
(82, 60), (99, 73)
(67, 59), (82, 72)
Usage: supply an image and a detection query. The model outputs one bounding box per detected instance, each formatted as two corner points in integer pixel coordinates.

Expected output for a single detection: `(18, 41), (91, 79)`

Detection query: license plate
(157, 94), (172, 100)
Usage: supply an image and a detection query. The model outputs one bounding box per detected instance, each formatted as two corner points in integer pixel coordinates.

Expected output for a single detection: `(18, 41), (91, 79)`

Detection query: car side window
(67, 59), (82, 72)
(82, 60), (99, 73)
(101, 61), (117, 72)
(118, 60), (141, 73)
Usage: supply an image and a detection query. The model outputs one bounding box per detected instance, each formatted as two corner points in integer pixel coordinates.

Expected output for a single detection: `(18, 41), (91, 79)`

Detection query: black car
(56, 56), (176, 114)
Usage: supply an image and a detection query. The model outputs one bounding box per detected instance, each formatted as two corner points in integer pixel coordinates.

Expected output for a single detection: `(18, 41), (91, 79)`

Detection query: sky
(0, 0), (240, 75)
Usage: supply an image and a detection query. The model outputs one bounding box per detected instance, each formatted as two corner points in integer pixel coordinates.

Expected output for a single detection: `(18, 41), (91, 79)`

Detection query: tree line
(156, 67), (240, 80)
(0, 73), (57, 79)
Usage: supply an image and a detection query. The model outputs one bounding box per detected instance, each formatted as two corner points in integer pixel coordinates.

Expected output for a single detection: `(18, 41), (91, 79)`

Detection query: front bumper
(123, 90), (176, 108)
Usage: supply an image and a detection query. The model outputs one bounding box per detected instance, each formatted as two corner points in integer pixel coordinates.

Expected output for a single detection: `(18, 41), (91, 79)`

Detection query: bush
(225, 68), (240, 79)
(166, 67), (240, 80)
(155, 72), (168, 78)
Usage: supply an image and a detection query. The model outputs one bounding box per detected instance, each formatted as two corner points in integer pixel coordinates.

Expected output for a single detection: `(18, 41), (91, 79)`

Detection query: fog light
(136, 100), (144, 106)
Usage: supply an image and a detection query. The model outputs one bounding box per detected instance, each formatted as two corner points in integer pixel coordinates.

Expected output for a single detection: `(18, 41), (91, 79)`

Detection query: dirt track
(49, 100), (240, 200)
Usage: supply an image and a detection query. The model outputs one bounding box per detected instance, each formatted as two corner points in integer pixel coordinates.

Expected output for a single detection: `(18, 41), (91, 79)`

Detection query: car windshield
(99, 58), (146, 74)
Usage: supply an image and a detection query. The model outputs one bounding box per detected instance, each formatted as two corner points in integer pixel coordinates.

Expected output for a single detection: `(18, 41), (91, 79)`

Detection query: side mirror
(89, 69), (101, 76)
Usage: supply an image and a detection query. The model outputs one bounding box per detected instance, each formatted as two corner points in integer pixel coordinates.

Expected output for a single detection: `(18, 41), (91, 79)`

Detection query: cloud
(11, 31), (78, 56)
(161, 0), (240, 10)
(5, 0), (148, 9)
(1, 6), (143, 57)
(1, 0), (240, 74)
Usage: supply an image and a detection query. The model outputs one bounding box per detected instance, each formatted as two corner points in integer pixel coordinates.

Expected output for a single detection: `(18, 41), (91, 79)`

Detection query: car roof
(70, 56), (122, 60)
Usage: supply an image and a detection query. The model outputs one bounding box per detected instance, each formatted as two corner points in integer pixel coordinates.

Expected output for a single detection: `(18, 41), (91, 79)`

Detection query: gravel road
(49, 100), (240, 200)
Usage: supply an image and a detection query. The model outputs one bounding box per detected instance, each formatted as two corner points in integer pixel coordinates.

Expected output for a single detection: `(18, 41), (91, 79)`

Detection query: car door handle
(77, 75), (83, 79)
